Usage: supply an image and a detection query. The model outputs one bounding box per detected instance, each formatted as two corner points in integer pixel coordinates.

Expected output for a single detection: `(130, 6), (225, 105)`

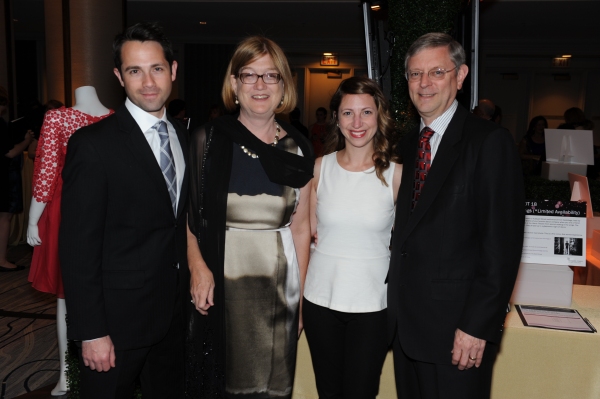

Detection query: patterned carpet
(0, 244), (65, 399)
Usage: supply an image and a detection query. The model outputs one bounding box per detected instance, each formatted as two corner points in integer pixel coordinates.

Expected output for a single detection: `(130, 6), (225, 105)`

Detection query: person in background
(186, 35), (314, 398)
(519, 115), (547, 176)
(207, 103), (223, 122)
(289, 107), (309, 138)
(388, 32), (524, 399)
(0, 85), (33, 271)
(472, 98), (495, 121)
(303, 76), (402, 398)
(310, 106), (328, 157)
(558, 107), (585, 129)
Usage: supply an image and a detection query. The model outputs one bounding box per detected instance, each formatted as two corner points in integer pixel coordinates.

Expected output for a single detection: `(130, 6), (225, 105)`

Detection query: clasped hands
(451, 328), (486, 370)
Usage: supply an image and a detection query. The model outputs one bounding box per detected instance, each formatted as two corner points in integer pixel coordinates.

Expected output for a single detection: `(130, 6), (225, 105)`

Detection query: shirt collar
(125, 98), (167, 133)
(420, 100), (458, 137)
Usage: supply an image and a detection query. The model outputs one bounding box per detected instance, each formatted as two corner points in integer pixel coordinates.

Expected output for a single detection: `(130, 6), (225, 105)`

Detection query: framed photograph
(321, 54), (339, 66)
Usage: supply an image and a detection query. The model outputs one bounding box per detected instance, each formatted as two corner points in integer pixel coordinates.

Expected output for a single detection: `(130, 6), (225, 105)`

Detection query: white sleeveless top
(304, 152), (396, 313)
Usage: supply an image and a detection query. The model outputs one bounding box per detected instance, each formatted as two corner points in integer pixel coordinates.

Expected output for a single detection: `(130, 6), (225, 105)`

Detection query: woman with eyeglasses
(185, 36), (314, 398)
(303, 76), (402, 398)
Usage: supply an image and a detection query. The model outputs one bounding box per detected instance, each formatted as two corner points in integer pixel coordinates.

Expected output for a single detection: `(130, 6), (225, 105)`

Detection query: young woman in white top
(303, 76), (402, 398)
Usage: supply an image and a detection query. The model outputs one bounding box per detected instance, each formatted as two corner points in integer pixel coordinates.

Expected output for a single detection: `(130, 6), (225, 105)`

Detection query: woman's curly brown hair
(322, 76), (398, 186)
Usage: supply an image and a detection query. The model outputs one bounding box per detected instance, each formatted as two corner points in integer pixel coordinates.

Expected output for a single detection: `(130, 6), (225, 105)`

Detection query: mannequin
(27, 86), (112, 396)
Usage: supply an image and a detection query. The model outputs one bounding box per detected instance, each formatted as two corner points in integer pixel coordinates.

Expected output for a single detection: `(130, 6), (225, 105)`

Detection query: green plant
(388, 0), (467, 139)
(66, 341), (80, 398)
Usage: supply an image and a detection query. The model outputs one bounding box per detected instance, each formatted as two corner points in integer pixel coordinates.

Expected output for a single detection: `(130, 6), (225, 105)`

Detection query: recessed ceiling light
(323, 53), (333, 56)
(561, 54), (572, 58)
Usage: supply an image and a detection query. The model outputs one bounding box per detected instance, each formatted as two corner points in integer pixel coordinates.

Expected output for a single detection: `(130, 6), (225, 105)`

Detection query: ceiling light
(561, 55), (572, 58)
(370, 1), (384, 11)
(323, 53), (333, 56)
(199, 21), (207, 25)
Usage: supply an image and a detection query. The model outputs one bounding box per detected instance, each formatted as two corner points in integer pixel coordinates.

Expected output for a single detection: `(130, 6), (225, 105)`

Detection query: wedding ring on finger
(469, 356), (476, 361)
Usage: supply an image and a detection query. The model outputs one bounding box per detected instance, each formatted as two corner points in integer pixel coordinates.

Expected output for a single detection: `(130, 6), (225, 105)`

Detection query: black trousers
(303, 298), (389, 399)
(392, 330), (498, 399)
(78, 300), (184, 399)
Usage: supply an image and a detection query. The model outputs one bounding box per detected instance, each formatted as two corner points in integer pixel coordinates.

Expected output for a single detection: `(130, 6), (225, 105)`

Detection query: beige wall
(305, 68), (352, 128)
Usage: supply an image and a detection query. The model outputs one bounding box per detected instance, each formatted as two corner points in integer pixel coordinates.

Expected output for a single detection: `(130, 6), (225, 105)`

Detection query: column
(44, 0), (124, 108)
(44, 0), (64, 103)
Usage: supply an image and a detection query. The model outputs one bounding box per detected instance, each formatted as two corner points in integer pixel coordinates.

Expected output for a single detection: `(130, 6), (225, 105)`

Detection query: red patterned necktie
(412, 127), (435, 210)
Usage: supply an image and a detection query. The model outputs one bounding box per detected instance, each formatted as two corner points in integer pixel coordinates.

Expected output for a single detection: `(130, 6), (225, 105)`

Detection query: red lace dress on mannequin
(28, 107), (113, 297)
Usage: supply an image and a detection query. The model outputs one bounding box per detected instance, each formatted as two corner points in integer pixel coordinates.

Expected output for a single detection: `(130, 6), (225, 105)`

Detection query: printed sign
(521, 200), (587, 266)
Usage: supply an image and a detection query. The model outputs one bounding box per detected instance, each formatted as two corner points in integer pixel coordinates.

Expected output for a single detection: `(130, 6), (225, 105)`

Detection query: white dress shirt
(125, 98), (185, 213)
(419, 99), (458, 164)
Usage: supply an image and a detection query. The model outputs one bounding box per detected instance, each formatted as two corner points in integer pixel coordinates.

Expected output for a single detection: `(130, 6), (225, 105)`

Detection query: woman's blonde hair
(222, 36), (296, 114)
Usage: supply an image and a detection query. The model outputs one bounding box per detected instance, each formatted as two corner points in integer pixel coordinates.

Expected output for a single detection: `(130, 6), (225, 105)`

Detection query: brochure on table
(521, 200), (587, 266)
(545, 129), (594, 165)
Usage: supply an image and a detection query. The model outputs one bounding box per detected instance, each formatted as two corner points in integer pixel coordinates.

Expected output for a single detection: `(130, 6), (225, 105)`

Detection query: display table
(292, 285), (600, 398)
(492, 284), (600, 398)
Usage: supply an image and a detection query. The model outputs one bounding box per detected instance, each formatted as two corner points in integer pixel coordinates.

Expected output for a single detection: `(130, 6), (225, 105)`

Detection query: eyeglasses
(405, 66), (458, 82)
(237, 73), (282, 84)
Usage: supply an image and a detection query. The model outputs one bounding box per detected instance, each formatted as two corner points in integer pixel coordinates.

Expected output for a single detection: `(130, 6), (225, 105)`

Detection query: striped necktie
(156, 121), (177, 214)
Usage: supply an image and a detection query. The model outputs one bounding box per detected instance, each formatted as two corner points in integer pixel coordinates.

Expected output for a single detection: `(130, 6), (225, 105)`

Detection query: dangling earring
(235, 96), (239, 105)
(280, 96), (284, 106)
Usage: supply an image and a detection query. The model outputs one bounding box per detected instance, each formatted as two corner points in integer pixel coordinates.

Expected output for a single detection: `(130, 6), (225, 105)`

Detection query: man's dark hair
(113, 21), (174, 73)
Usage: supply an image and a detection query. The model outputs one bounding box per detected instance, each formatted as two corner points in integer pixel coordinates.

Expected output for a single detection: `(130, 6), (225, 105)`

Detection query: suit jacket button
(172, 263), (179, 269)
(401, 252), (408, 257)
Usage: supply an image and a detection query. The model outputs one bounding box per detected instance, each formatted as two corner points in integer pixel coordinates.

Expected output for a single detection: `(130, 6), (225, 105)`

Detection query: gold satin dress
(224, 137), (301, 398)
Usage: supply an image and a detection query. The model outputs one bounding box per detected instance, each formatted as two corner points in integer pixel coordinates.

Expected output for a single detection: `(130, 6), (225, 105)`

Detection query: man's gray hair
(404, 32), (466, 73)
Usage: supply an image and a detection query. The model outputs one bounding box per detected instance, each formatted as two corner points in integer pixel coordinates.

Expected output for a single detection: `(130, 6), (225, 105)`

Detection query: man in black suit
(388, 33), (524, 399)
(60, 22), (188, 398)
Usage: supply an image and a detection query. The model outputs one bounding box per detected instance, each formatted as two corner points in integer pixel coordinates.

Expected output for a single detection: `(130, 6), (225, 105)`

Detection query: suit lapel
(395, 128), (419, 236)
(397, 105), (469, 246)
(118, 105), (176, 214)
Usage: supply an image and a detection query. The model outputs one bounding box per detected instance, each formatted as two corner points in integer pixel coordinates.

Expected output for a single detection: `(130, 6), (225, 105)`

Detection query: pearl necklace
(240, 122), (280, 159)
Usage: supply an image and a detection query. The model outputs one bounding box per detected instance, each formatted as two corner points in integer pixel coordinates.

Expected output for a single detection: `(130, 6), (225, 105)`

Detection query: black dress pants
(393, 331), (498, 399)
(303, 298), (389, 399)
(78, 302), (184, 399)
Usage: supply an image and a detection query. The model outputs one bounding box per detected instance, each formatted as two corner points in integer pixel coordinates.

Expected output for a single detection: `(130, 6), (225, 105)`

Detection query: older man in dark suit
(60, 22), (188, 399)
(388, 32), (525, 399)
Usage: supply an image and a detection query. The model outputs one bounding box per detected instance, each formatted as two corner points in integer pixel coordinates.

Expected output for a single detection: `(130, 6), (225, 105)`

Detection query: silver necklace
(240, 122), (280, 159)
